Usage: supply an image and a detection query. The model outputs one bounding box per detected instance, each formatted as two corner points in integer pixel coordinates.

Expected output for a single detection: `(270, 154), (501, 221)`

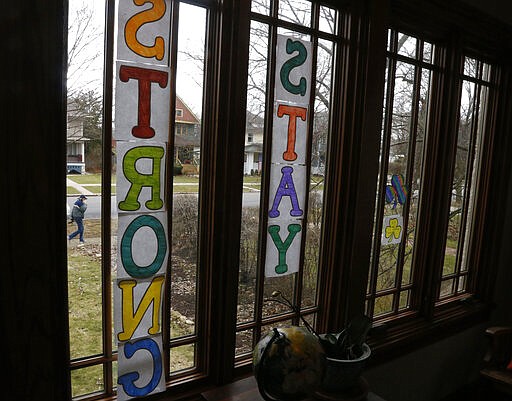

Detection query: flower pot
(320, 343), (371, 394)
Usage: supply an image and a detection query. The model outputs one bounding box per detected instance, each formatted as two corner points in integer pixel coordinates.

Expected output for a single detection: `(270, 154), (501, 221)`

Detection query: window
(367, 31), (438, 319)
(366, 29), (498, 328)
(438, 57), (492, 301)
(65, 1), (503, 400)
(235, 0), (345, 363)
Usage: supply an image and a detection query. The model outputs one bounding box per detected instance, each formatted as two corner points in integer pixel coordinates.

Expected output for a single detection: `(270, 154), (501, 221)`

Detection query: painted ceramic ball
(253, 326), (326, 401)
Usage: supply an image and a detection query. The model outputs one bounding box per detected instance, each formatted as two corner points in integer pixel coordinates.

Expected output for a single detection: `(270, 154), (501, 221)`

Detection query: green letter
(268, 223), (302, 274)
(119, 146), (164, 211)
(279, 39), (308, 96)
(121, 215), (167, 278)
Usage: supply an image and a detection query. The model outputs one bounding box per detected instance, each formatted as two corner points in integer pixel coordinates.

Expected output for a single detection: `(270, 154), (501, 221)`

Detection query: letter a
(269, 166), (303, 218)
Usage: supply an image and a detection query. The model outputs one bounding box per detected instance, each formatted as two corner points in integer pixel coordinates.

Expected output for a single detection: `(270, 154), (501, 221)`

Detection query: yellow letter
(118, 276), (165, 341)
(124, 0), (166, 60)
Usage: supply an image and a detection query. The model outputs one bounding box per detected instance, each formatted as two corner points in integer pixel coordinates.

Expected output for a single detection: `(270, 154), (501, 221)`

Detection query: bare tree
(67, 1), (103, 96)
(66, 1), (104, 170)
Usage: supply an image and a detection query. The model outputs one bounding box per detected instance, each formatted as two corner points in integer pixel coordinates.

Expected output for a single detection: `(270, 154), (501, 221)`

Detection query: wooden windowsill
(201, 375), (387, 401)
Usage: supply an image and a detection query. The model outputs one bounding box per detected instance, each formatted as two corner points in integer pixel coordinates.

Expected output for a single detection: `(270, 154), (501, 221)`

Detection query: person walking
(68, 194), (88, 245)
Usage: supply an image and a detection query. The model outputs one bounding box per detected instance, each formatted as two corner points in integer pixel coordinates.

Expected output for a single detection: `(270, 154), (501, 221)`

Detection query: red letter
(277, 104), (307, 161)
(119, 65), (168, 139)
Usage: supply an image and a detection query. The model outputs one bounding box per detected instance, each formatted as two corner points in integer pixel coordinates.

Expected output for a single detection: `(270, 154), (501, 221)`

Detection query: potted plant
(316, 314), (372, 398)
(266, 291), (372, 399)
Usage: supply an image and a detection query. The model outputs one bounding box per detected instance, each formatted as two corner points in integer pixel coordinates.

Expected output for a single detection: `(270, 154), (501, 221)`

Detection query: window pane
(238, 21), (269, 326)
(71, 364), (105, 398)
(439, 58), (491, 300)
(236, 329), (255, 357)
(236, 6), (341, 361)
(278, 0), (312, 27)
(170, 4), (207, 370)
(302, 37), (334, 308)
(463, 56), (478, 78)
(397, 33), (416, 58)
(67, 0), (106, 369)
(374, 294), (394, 317)
(422, 41), (433, 63)
(252, 0), (271, 15)
(170, 344), (196, 373)
(368, 31), (436, 319)
(68, 248), (103, 358)
(319, 5), (337, 34)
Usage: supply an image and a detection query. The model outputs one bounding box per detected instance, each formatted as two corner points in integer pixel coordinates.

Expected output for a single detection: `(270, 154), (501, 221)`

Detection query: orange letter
(124, 0), (166, 60)
(277, 104), (307, 161)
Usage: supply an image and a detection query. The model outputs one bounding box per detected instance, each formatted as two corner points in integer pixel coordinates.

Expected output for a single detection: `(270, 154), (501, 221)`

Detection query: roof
(245, 143), (263, 153)
(176, 96), (200, 125)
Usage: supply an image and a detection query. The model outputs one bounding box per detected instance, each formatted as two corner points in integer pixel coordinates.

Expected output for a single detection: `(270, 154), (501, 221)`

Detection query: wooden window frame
(63, 0), (512, 399)
(365, 0), (509, 364)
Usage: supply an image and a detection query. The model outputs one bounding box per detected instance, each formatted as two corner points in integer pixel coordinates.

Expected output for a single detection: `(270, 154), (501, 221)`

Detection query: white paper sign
(265, 221), (303, 277)
(117, 212), (169, 280)
(268, 164), (307, 223)
(114, 275), (165, 343)
(274, 34), (312, 103)
(116, 141), (167, 214)
(271, 101), (309, 165)
(117, 335), (166, 400)
(114, 62), (171, 142)
(381, 214), (404, 245)
(117, 0), (171, 66)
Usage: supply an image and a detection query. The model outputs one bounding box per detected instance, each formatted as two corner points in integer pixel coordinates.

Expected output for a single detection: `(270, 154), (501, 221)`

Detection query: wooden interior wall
(3, 2), (70, 400)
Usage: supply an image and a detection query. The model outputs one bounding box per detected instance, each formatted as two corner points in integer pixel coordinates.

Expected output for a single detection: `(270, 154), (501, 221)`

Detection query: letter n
(117, 275), (165, 342)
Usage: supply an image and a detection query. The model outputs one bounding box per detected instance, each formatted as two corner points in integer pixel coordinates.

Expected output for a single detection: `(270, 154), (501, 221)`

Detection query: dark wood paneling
(2, 1), (70, 400)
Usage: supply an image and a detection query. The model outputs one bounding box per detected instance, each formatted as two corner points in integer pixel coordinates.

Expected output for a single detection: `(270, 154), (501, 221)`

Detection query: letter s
(124, 0), (166, 60)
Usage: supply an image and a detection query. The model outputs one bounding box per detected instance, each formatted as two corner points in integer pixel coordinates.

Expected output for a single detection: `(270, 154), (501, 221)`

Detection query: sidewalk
(66, 178), (94, 196)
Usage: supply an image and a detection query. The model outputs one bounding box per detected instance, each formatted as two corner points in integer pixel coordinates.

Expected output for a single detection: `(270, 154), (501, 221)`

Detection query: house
(66, 100), (89, 174)
(175, 95), (201, 174)
(244, 111), (264, 175)
(5, 1), (512, 401)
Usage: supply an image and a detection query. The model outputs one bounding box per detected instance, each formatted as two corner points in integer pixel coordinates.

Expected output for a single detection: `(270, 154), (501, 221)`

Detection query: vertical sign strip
(114, 1), (171, 399)
(265, 35), (312, 277)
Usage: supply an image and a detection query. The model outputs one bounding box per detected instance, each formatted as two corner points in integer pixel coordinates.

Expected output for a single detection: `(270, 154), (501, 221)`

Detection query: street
(67, 192), (262, 219)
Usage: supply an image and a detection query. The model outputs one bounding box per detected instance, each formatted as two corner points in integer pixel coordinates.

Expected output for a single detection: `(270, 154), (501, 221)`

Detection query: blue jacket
(71, 199), (87, 219)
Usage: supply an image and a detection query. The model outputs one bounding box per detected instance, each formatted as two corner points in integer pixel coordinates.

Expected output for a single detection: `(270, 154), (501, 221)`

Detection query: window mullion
(452, 78), (482, 294)
(367, 53), (397, 318)
(100, 0), (116, 395)
(392, 61), (423, 315)
(205, 0), (252, 384)
(316, 12), (351, 333)
(252, 16), (278, 345)
(423, 45), (463, 313)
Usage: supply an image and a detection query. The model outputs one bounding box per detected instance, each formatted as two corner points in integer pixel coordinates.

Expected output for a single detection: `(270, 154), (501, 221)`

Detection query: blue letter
(118, 337), (163, 397)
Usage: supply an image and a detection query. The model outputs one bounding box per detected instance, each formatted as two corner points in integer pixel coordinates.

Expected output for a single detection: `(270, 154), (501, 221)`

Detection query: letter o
(121, 215), (167, 278)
